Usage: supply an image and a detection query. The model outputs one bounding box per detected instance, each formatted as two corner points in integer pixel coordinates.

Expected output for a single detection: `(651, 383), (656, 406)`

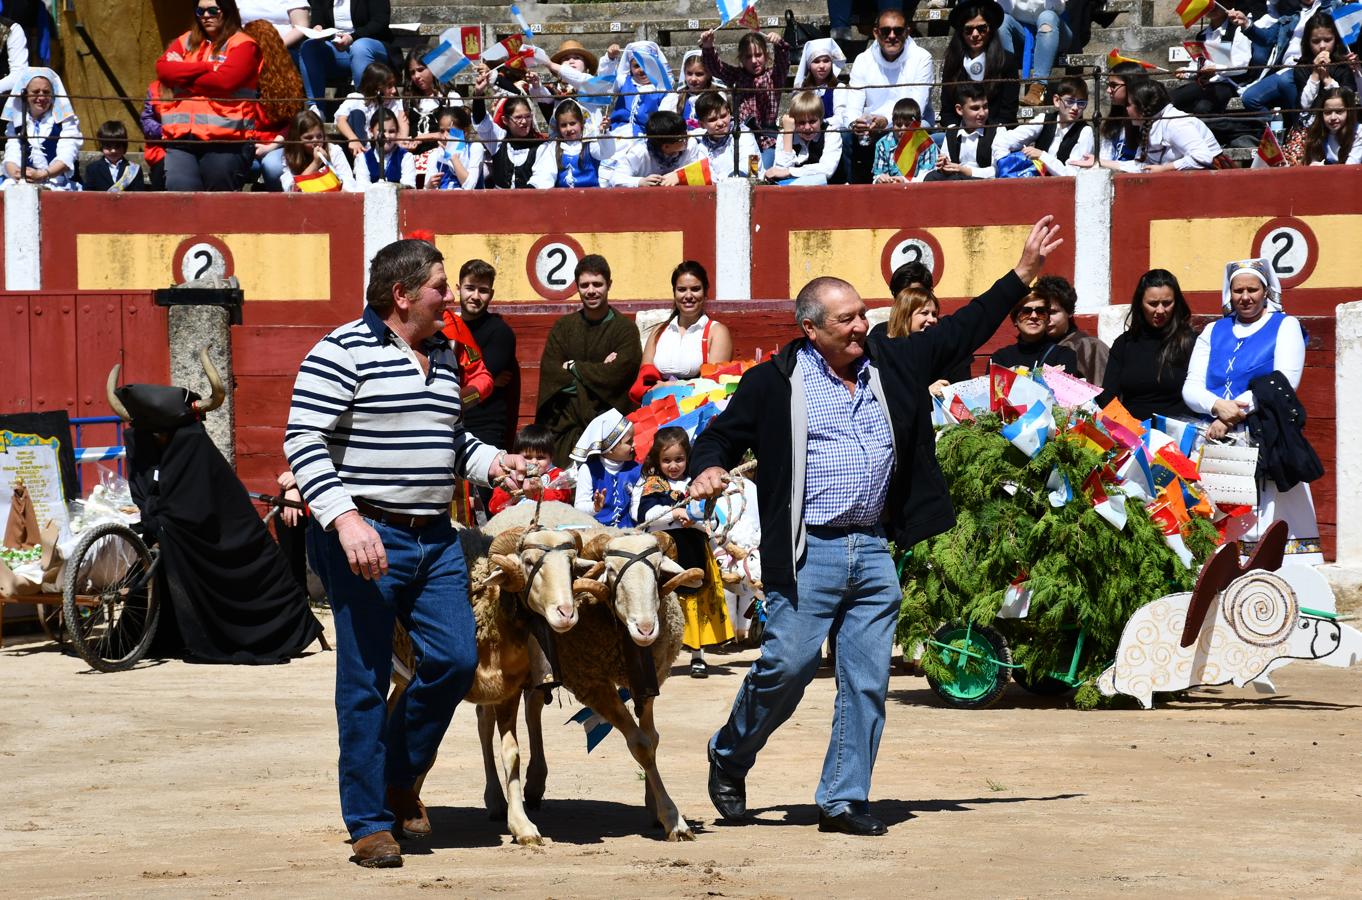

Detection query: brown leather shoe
(387, 785), (431, 839)
(350, 830), (402, 868)
(1021, 82), (1047, 106)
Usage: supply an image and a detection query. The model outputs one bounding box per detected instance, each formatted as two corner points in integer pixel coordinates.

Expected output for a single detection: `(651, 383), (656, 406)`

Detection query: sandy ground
(4, 612), (1362, 900)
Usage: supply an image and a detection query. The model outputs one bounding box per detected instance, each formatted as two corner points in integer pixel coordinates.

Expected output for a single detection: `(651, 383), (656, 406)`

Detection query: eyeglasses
(26, 89), (53, 97)
(878, 26), (906, 37)
(963, 24), (990, 34)
(508, 114), (533, 124)
(1018, 306), (1053, 319)
(1104, 81), (1124, 92)
(195, 5), (223, 17)
(1060, 98), (1089, 109)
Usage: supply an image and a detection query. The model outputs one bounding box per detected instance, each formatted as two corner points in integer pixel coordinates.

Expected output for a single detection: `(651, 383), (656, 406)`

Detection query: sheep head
(592, 531), (705, 647)
(483, 527), (528, 593)
(516, 528), (587, 633)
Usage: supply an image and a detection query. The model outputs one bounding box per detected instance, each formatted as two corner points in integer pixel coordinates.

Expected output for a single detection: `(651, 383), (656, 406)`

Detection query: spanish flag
(675, 157), (713, 185)
(1252, 124), (1286, 168)
(294, 166), (342, 193)
(1175, 0), (1212, 28)
(893, 127), (931, 177)
(1107, 48), (1161, 71)
(1182, 39), (1208, 62)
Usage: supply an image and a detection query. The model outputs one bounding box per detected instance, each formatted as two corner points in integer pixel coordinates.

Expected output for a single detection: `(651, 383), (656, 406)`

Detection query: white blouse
(1116, 106), (1221, 172)
(652, 314), (712, 379)
(280, 149), (361, 192)
(2, 110), (83, 191)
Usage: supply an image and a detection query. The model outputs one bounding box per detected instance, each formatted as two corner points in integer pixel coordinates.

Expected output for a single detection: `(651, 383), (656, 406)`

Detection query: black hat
(949, 0), (1006, 33)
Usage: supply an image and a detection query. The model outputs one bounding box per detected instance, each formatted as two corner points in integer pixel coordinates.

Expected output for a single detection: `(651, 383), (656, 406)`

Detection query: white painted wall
(3, 183), (41, 290)
(1073, 168), (1113, 313)
(713, 179), (751, 301)
(361, 183), (400, 300)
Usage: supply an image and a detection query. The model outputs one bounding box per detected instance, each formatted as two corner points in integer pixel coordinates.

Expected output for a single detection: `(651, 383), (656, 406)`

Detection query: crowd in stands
(1, 0), (1358, 193)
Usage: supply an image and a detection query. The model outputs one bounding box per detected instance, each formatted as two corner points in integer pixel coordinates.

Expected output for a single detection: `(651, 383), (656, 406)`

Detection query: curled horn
(105, 365), (132, 422)
(488, 527), (527, 558)
(579, 532), (612, 561)
(572, 577), (610, 603)
(580, 560), (605, 580)
(191, 347), (227, 415)
(660, 567), (706, 597)
(487, 554), (528, 592)
(653, 531), (677, 560)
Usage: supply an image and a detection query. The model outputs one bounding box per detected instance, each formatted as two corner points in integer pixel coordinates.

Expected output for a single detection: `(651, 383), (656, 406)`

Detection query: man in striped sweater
(285, 238), (527, 869)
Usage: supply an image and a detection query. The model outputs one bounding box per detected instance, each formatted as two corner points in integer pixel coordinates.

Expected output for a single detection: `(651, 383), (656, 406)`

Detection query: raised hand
(1013, 215), (1063, 284)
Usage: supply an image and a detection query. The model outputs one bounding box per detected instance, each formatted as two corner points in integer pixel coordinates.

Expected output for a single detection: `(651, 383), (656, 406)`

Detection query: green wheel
(924, 622), (1011, 710)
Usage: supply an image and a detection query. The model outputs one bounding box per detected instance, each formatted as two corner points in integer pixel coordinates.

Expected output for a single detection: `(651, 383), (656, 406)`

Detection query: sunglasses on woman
(963, 24), (990, 34)
(1018, 305), (1053, 319)
(195, 5), (223, 17)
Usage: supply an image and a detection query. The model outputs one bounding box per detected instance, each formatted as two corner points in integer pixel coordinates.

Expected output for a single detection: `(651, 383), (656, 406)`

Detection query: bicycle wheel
(62, 522), (159, 672)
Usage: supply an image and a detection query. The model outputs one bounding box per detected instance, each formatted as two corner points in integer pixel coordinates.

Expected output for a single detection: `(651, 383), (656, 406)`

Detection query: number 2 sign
(527, 234), (585, 301)
(172, 234), (234, 285)
(1252, 217), (1317, 289)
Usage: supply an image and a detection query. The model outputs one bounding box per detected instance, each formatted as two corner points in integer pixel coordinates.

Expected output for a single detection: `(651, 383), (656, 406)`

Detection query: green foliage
(898, 416), (1219, 701)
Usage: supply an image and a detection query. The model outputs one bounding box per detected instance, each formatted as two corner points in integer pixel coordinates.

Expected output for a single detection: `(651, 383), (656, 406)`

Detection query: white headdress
(2, 68), (77, 127)
(1221, 258), (1283, 315)
(613, 41), (673, 93)
(570, 409), (633, 463)
(794, 39), (847, 88)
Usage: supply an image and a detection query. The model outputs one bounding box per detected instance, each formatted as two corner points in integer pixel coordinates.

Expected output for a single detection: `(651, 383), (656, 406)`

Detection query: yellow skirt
(680, 548), (734, 650)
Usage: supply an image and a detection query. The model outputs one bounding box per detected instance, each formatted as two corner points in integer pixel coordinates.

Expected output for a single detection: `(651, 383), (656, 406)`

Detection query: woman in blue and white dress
(598, 40), (670, 139)
(1182, 258), (1322, 564)
(2, 68), (83, 191)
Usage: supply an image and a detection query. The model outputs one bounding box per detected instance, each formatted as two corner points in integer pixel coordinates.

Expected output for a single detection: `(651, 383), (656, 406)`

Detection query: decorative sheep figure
(1097, 522), (1362, 709)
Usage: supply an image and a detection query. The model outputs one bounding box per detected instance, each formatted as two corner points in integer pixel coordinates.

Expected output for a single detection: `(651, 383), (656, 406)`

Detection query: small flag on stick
(893, 126), (931, 176)
(716, 0), (759, 27)
(423, 30), (473, 83)
(510, 3), (535, 40)
(294, 167), (342, 193)
(460, 25), (482, 60)
(737, 4), (761, 29)
(1252, 124), (1286, 168)
(1107, 48), (1162, 71)
(1182, 40), (1208, 63)
(675, 157), (713, 185)
(1175, 0), (1212, 28)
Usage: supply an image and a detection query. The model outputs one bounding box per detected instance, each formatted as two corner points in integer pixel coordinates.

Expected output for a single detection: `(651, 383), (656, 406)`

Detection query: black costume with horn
(107, 352), (323, 664)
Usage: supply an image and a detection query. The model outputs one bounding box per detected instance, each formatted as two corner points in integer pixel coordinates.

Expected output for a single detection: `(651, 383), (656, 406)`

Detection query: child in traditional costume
(571, 410), (641, 527)
(2, 68), (82, 191)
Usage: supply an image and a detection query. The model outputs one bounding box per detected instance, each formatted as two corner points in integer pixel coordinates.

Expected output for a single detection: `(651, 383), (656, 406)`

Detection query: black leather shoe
(818, 810), (887, 836)
(707, 745), (748, 820)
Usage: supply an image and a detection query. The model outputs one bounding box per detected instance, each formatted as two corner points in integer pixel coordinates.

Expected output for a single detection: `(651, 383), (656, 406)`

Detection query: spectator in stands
(1239, 7), (1354, 130)
(640, 261), (734, 384)
(795, 38), (850, 130)
(921, 82), (1012, 180)
(1295, 12), (1362, 119)
(279, 108), (359, 191)
(766, 91), (844, 185)
(1092, 61), (1148, 163)
(990, 292), (1080, 372)
(536, 254), (642, 466)
(404, 46), (461, 170)
(156, 0), (261, 191)
(997, 0), (1072, 105)
(599, 41), (671, 138)
(1037, 274), (1106, 383)
(532, 98), (613, 187)
(828, 0), (903, 43)
(871, 97), (938, 182)
(1102, 79), (1223, 172)
(83, 121), (148, 192)
(298, 0), (392, 110)
(352, 107), (415, 187)
(1170, 4), (1251, 134)
(663, 49), (724, 124)
(699, 27), (791, 160)
(845, 9), (936, 182)
(245, 18), (305, 191)
(1300, 86), (1361, 164)
(1096, 269), (1195, 420)
(888, 259), (934, 295)
(425, 106), (484, 190)
(1, 68), (82, 191)
(999, 76), (1093, 175)
(870, 287), (974, 391)
(691, 91), (763, 180)
(140, 81), (169, 190)
(472, 89), (550, 190)
(941, 1), (1022, 129)
(601, 109), (707, 187)
(536, 41), (606, 134)
(0, 11), (29, 96)
(335, 61), (407, 158)
(238, 0), (311, 49)
(455, 259), (520, 482)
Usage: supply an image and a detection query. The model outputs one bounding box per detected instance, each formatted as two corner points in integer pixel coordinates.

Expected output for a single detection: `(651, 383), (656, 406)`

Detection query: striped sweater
(284, 306), (499, 529)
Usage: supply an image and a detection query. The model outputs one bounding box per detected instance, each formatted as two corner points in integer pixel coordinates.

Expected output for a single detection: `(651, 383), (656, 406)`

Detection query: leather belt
(353, 499), (438, 529)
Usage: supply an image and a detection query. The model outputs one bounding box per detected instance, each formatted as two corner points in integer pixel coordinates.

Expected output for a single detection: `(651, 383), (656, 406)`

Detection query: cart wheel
(62, 522), (159, 672)
(925, 622), (1011, 709)
(36, 603), (65, 645)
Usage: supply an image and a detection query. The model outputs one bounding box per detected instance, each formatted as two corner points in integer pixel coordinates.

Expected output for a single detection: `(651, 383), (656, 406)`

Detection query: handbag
(1197, 438), (1260, 508)
(784, 9), (828, 57)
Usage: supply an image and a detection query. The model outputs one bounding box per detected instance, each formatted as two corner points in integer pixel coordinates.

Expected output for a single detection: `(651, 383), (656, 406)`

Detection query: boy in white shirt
(920, 82), (1012, 181)
(601, 110), (707, 186)
(998, 76), (1094, 176)
(693, 91), (764, 180)
(766, 90), (844, 184)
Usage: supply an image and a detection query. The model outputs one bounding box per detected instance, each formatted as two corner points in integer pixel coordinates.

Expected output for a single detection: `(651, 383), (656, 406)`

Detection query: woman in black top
(990, 294), (1080, 372)
(940, 0), (1022, 129)
(1097, 269), (1196, 420)
(868, 287), (973, 392)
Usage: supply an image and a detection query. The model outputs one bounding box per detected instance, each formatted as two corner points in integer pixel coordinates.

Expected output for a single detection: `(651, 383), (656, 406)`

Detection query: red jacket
(441, 310), (495, 407)
(488, 466), (571, 515)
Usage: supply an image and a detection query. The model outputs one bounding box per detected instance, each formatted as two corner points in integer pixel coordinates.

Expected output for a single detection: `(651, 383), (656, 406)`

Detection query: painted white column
(3, 182), (41, 290)
(1072, 167), (1113, 313)
(714, 179), (752, 300)
(1320, 299), (1362, 608)
(362, 182), (401, 299)
(1097, 304), (1129, 346)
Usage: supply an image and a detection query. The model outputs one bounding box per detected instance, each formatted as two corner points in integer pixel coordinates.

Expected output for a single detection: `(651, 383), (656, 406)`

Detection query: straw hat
(551, 39), (598, 74)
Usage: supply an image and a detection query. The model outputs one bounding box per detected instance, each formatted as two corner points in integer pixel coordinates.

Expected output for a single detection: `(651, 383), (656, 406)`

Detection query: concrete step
(395, 0), (829, 25)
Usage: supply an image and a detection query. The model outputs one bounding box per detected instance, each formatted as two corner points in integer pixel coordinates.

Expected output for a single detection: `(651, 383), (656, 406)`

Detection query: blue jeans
(255, 146), (286, 191)
(1242, 69), (1300, 126)
(999, 12), (1071, 80)
(307, 515), (478, 841)
(299, 37), (390, 105)
(709, 525), (901, 816)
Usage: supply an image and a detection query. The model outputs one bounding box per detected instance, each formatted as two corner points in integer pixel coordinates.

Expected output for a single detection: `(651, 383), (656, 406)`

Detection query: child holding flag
(871, 97), (937, 182)
(597, 41), (672, 138)
(921, 82), (1014, 180)
(424, 107), (485, 190)
(766, 91), (844, 185)
(279, 110), (358, 193)
(699, 27), (791, 159)
(601, 109), (708, 186)
(662, 50), (726, 125)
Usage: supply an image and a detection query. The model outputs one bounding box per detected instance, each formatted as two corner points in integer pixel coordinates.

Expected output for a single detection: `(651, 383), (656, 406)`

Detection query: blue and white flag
(716, 0), (759, 26)
(575, 74), (619, 108)
(1333, 3), (1362, 45)
(566, 689), (630, 752)
(422, 30), (472, 83)
(1045, 467), (1073, 507)
(1000, 400), (1054, 459)
(510, 3), (535, 40)
(632, 45), (675, 91)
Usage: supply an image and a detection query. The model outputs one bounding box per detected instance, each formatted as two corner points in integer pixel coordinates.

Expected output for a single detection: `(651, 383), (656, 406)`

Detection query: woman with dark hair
(1300, 86), (1361, 164)
(156, 0), (262, 190)
(1087, 79), (1221, 172)
(1242, 9), (1361, 131)
(1097, 269), (1196, 420)
(1091, 61), (1149, 164)
(641, 261), (734, 380)
(940, 0), (1021, 128)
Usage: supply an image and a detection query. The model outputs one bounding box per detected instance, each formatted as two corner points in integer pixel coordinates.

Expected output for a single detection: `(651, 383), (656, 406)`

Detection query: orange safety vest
(162, 30), (260, 142)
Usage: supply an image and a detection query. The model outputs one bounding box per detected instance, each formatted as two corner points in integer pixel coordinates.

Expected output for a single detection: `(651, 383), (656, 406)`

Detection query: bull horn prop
(660, 567), (706, 597)
(191, 347), (227, 415)
(105, 365), (132, 422)
(572, 577), (610, 603)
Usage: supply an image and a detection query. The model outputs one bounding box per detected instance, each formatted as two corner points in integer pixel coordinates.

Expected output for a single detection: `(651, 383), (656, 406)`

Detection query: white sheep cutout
(1097, 521), (1362, 709)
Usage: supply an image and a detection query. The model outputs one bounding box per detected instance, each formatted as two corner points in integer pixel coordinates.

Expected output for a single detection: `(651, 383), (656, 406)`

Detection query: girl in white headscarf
(661, 49), (726, 127)
(571, 409), (642, 527)
(2, 68), (83, 191)
(1182, 258), (1321, 564)
(598, 40), (672, 138)
(794, 38), (850, 129)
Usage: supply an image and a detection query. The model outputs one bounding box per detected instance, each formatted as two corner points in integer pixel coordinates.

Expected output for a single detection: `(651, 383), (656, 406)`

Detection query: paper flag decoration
(998, 573), (1032, 618)
(566, 689), (630, 752)
(947, 376), (990, 414)
(676, 157), (713, 185)
(510, 3), (535, 39)
(1084, 468), (1128, 530)
(1001, 401), (1054, 459)
(1068, 420), (1115, 456)
(949, 393), (975, 423)
(1116, 446), (1155, 500)
(1046, 467), (1074, 507)
(1107, 48), (1160, 71)
(483, 34), (533, 69)
(1042, 365), (1103, 408)
(1174, 0), (1211, 28)
(716, 0), (759, 26)
(422, 30), (473, 83)
(1336, 3), (1362, 46)
(989, 363), (1018, 414)
(893, 127), (931, 176)
(737, 4), (762, 29)
(293, 166), (342, 193)
(1099, 398), (1145, 441)
(1251, 124), (1286, 169)
(460, 25), (482, 60)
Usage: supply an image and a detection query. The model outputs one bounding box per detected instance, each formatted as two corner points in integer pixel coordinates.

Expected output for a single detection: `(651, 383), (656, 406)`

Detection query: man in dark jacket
(690, 217), (1062, 837)
(299, 0), (394, 107)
